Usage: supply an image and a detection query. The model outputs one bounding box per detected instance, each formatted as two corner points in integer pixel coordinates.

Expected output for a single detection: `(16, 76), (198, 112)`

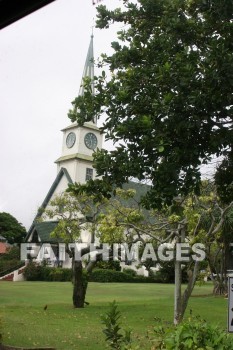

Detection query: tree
(215, 150), (233, 205)
(68, 0), (233, 209)
(0, 212), (26, 244)
(41, 192), (103, 308)
(183, 180), (233, 295)
(87, 185), (232, 324)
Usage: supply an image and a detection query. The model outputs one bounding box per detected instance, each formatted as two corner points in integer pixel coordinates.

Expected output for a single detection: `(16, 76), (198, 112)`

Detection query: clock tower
(55, 34), (103, 184)
(26, 34), (103, 245)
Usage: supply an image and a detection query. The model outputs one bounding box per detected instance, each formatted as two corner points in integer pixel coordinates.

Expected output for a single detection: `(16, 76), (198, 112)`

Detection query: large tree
(69, 0), (233, 208)
(0, 212), (26, 244)
(94, 184), (233, 324)
(41, 192), (104, 308)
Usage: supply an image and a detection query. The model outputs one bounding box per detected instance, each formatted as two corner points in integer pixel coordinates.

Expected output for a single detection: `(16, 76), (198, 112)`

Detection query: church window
(86, 168), (93, 181)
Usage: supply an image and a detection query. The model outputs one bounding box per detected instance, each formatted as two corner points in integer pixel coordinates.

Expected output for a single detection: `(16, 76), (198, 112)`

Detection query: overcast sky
(0, 0), (123, 229)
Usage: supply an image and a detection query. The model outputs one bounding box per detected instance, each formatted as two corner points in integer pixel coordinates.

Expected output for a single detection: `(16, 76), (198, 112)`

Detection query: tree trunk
(72, 260), (88, 308)
(174, 226), (185, 325)
(174, 259), (182, 325)
(180, 261), (199, 321)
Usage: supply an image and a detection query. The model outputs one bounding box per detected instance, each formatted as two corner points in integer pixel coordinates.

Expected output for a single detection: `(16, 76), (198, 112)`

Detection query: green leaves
(69, 0), (233, 209)
(0, 212), (26, 244)
(155, 316), (233, 350)
(101, 301), (132, 350)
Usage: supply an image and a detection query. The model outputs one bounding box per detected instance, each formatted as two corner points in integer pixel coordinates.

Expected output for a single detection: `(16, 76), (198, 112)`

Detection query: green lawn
(0, 282), (230, 349)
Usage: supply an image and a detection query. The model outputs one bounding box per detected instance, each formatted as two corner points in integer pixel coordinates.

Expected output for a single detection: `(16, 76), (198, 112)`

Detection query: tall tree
(215, 150), (233, 205)
(94, 185), (233, 323)
(69, 0), (233, 208)
(41, 192), (103, 308)
(0, 212), (26, 244)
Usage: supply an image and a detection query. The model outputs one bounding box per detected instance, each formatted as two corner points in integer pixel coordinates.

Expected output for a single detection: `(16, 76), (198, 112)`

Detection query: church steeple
(79, 34), (94, 97)
(55, 33), (103, 183)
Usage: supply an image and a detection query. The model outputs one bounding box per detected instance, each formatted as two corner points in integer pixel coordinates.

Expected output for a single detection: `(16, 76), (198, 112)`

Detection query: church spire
(79, 34), (94, 97)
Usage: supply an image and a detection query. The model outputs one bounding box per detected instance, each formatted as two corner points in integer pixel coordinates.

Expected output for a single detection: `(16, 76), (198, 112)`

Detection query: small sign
(228, 277), (233, 332)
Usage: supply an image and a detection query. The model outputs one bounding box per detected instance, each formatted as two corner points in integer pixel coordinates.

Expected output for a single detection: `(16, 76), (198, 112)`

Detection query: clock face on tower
(66, 132), (76, 148)
(84, 132), (98, 150)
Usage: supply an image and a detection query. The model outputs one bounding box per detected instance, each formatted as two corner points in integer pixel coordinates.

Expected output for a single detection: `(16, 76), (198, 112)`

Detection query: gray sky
(0, 0), (122, 229)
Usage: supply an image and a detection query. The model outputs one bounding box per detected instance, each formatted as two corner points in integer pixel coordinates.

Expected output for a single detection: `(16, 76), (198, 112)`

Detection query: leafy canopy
(69, 0), (233, 209)
(0, 212), (26, 244)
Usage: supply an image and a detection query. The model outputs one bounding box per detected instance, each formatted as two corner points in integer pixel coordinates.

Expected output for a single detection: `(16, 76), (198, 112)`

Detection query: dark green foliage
(1, 246), (20, 260)
(90, 269), (133, 283)
(101, 301), (132, 350)
(153, 316), (233, 349)
(89, 268), (155, 283)
(155, 262), (188, 284)
(0, 259), (21, 275)
(23, 261), (43, 281)
(0, 246), (21, 274)
(122, 268), (137, 277)
(215, 151), (233, 205)
(0, 212), (26, 244)
(69, 0), (233, 209)
(95, 260), (121, 271)
(49, 267), (72, 282)
(23, 262), (72, 282)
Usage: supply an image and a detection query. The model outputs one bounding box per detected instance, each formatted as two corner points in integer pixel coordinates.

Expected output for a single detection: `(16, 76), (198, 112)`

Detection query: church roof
(26, 167), (73, 241)
(39, 167), (73, 212)
(33, 221), (59, 243)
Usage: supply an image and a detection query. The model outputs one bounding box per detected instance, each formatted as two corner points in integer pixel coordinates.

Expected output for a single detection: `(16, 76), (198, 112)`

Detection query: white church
(25, 35), (148, 276)
(25, 35), (103, 260)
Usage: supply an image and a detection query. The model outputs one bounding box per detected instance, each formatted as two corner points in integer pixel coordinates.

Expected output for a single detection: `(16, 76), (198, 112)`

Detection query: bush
(23, 263), (156, 283)
(153, 316), (233, 349)
(122, 268), (137, 277)
(89, 269), (134, 283)
(0, 246), (20, 260)
(49, 268), (72, 282)
(101, 301), (133, 350)
(95, 260), (121, 271)
(23, 262), (72, 282)
(0, 259), (21, 274)
(23, 261), (43, 281)
(89, 268), (158, 283)
(0, 246), (22, 275)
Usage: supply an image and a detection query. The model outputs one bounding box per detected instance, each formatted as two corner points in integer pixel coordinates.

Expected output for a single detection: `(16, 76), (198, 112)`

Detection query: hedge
(23, 262), (72, 282)
(89, 269), (157, 283)
(24, 262), (163, 283)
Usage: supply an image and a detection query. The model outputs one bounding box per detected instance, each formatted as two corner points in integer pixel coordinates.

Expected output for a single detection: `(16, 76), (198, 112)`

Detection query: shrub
(49, 268), (72, 282)
(101, 301), (134, 350)
(95, 260), (121, 271)
(23, 261), (43, 281)
(0, 246), (20, 260)
(153, 316), (233, 349)
(0, 246), (22, 275)
(23, 262), (72, 282)
(89, 269), (133, 283)
(122, 268), (137, 277)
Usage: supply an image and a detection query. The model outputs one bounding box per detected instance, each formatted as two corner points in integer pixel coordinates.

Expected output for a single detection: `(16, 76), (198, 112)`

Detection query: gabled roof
(40, 167), (72, 211)
(26, 167), (73, 240)
(33, 221), (60, 243)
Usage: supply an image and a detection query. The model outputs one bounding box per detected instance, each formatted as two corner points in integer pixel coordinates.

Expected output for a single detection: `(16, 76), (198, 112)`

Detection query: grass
(0, 281), (230, 349)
